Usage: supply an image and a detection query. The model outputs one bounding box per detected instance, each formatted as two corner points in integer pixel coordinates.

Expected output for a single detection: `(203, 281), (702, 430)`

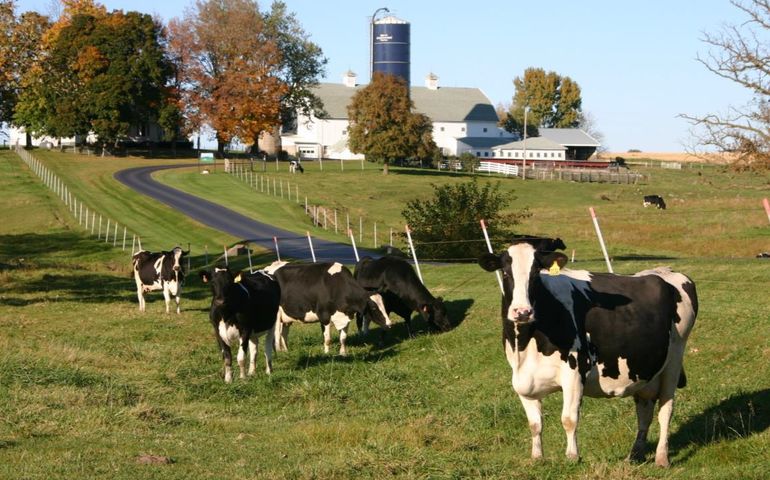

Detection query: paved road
(114, 164), (373, 264)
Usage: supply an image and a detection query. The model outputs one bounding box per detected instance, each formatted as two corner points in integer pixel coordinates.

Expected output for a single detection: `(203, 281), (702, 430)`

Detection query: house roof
(311, 83), (499, 123)
(539, 128), (600, 147)
(493, 136), (566, 151)
(457, 137), (515, 149)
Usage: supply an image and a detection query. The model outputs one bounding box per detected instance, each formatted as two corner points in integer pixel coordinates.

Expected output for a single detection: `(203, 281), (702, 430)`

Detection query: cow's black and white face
(170, 246), (186, 272)
(199, 267), (235, 306)
(479, 240), (567, 324)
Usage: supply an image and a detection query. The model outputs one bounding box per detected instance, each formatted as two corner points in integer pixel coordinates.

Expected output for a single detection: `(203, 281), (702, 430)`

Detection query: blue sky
(11, 0), (756, 151)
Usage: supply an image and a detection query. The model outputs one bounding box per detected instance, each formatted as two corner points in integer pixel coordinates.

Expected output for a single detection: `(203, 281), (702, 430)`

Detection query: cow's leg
(263, 327), (275, 375)
(323, 323), (332, 354)
(519, 395), (544, 460)
(246, 331), (258, 376)
(338, 325), (348, 356)
(162, 285), (172, 314)
(136, 284), (145, 312)
(630, 394), (655, 463)
(174, 293), (181, 314)
(236, 335), (248, 380)
(220, 342), (233, 384)
(653, 359), (682, 467)
(560, 373), (583, 461)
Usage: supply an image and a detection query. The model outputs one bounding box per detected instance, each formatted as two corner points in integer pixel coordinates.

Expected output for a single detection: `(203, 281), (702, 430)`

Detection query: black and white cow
(478, 237), (697, 467)
(199, 267), (280, 382)
(353, 255), (451, 335)
(271, 261), (391, 356)
(132, 246), (188, 313)
(643, 194), (667, 209)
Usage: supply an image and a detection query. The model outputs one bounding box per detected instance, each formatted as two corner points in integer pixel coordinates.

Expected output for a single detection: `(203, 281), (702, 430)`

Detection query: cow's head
(365, 293), (392, 329)
(421, 297), (451, 332)
(199, 267), (235, 306)
(169, 246), (189, 272)
(479, 238), (567, 324)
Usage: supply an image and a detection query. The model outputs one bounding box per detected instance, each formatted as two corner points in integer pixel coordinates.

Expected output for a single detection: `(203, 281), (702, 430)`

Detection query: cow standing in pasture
(478, 237), (697, 467)
(353, 255), (451, 336)
(199, 267), (280, 382)
(271, 261), (391, 356)
(132, 246), (188, 313)
(643, 194), (667, 209)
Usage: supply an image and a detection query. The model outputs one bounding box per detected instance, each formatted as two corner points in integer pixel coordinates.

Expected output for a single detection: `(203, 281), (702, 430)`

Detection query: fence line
(14, 146), (143, 256)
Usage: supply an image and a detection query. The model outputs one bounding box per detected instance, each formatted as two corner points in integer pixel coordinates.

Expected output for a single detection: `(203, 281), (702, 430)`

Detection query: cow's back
(543, 271), (680, 397)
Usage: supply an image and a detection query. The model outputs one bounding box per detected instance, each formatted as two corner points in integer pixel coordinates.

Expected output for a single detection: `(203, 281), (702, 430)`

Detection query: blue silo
(372, 15), (410, 86)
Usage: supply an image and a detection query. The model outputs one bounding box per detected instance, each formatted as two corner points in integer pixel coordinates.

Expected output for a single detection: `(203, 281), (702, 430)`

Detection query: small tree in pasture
(401, 179), (529, 260)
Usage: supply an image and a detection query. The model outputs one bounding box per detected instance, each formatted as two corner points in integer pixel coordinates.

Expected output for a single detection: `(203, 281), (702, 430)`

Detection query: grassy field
(1, 149), (769, 479)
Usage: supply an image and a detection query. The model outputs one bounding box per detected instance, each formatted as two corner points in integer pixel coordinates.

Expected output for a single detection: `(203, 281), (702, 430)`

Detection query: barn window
(483, 127), (488, 133)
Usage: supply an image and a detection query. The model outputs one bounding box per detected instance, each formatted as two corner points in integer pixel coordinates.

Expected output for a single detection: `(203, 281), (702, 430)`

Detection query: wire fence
(15, 147), (770, 291)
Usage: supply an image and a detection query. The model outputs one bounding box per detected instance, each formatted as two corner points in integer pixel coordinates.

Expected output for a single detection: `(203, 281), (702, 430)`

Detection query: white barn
(280, 72), (516, 160)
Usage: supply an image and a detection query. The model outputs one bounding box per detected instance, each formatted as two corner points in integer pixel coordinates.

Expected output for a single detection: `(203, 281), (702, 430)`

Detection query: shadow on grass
(671, 388), (770, 463)
(390, 167), (478, 179)
(290, 343), (400, 370)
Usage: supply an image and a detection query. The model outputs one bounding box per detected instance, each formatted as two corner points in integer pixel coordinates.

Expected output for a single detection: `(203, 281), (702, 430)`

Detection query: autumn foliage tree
(168, 0), (287, 155)
(0, 0), (49, 135)
(502, 67), (582, 138)
(347, 72), (437, 174)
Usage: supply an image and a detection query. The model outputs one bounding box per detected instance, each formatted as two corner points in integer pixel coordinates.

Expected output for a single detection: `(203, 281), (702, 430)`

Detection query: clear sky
(11, 0), (757, 152)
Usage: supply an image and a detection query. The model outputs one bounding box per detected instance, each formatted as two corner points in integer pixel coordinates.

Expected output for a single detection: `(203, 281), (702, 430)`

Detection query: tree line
(0, 0), (326, 156)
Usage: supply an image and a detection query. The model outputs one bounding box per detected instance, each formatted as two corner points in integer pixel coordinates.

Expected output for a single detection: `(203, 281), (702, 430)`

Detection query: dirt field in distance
(603, 151), (733, 164)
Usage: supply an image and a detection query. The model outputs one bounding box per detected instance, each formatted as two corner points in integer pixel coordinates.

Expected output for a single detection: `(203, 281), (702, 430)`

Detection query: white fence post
(589, 207), (613, 273)
(405, 224), (424, 284)
(349, 229), (360, 262)
(480, 219), (504, 294)
(273, 236), (281, 261)
(307, 231), (316, 263)
(763, 198), (770, 224)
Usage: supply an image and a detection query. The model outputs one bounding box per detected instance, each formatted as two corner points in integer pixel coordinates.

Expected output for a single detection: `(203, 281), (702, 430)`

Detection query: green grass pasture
(0, 150), (768, 479)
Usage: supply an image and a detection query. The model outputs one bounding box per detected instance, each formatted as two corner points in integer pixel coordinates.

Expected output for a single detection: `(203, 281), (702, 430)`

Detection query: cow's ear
(552, 238), (566, 251)
(478, 253), (502, 272)
(198, 270), (210, 283)
(537, 252), (568, 270)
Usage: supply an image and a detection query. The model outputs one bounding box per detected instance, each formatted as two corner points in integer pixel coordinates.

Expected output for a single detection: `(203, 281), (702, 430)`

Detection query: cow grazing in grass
(478, 237), (697, 467)
(354, 255), (451, 336)
(199, 267), (281, 382)
(271, 262), (391, 356)
(643, 194), (666, 209)
(132, 246), (188, 313)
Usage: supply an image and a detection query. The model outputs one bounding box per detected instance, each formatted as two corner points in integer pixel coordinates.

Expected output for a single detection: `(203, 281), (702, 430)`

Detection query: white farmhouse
(280, 72), (516, 160)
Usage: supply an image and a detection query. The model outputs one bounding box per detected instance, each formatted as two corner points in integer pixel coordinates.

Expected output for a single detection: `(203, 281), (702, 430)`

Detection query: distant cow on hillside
(643, 194), (666, 209)
(132, 246), (188, 313)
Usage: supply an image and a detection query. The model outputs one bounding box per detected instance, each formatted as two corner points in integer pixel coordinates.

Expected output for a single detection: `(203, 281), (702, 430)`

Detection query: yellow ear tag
(548, 260), (561, 276)
(234, 273), (242, 283)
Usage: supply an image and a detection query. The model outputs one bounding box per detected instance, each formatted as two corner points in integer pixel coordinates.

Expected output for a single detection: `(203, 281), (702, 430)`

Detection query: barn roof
(539, 128), (600, 147)
(311, 83), (499, 123)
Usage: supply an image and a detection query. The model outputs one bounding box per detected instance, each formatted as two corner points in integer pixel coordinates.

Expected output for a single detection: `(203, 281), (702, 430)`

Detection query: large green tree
(347, 72), (437, 174)
(502, 67), (583, 138)
(13, 3), (176, 151)
(262, 0), (327, 153)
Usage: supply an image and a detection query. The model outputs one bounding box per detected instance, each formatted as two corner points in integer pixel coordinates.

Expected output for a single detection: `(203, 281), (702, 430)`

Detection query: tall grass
(0, 149), (769, 479)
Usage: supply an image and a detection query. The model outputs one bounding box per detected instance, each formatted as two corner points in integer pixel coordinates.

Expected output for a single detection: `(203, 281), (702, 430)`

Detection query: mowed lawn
(0, 149), (769, 479)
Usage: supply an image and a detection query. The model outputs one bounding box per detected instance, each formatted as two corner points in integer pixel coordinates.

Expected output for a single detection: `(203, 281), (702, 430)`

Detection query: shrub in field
(401, 178), (529, 260)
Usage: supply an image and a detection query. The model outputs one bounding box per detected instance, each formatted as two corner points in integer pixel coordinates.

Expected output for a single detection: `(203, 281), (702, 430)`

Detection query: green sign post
(199, 152), (215, 173)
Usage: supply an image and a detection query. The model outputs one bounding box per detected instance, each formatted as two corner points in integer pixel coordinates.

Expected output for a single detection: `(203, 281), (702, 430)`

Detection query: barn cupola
(343, 70), (357, 88)
(425, 72), (439, 90)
